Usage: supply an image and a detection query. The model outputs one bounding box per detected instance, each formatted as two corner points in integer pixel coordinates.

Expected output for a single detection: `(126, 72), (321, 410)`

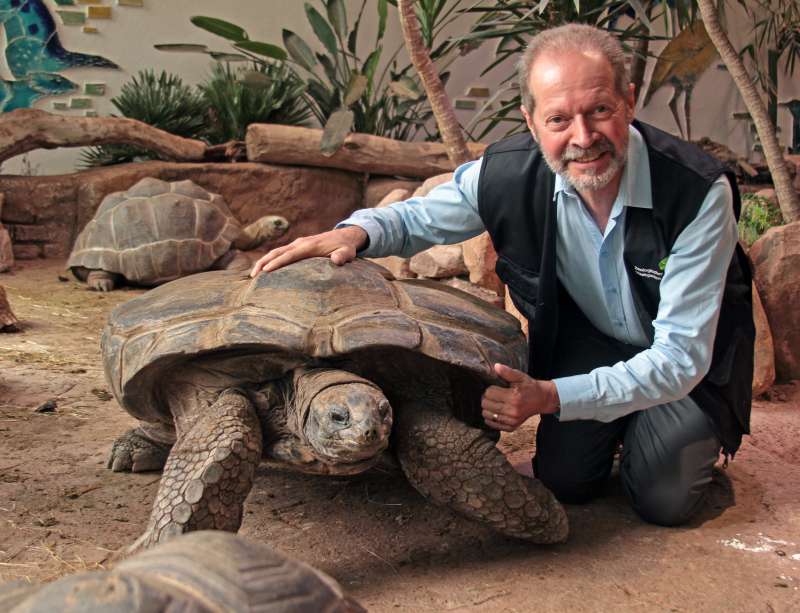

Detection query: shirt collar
(552, 125), (653, 210)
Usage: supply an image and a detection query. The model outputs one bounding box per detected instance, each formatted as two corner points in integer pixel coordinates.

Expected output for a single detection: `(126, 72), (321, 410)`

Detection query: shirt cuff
(553, 374), (596, 421)
(334, 219), (379, 256)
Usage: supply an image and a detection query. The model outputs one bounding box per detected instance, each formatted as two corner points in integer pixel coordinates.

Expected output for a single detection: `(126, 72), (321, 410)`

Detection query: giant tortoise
(68, 177), (289, 291)
(0, 530), (363, 612)
(103, 257), (568, 549)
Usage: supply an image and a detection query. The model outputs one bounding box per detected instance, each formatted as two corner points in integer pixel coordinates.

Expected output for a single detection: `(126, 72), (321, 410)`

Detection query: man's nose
(570, 115), (595, 149)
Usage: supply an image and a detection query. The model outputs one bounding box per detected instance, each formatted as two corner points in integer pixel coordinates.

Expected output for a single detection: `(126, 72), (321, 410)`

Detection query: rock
(753, 188), (777, 204)
(752, 282), (775, 396)
(749, 221), (800, 380)
(0, 284), (19, 331)
(0, 225), (13, 272)
(440, 277), (503, 307)
(412, 172), (453, 198)
(0, 162), (364, 258)
(505, 286), (528, 337)
(409, 244), (467, 279)
(364, 177), (420, 208)
(12, 243), (42, 260)
(367, 187), (417, 279)
(461, 232), (503, 295)
(377, 187), (414, 207)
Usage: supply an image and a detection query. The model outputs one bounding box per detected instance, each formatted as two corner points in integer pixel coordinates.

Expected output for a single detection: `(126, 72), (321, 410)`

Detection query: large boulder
(409, 244), (467, 278)
(749, 222), (800, 380)
(751, 281), (775, 395)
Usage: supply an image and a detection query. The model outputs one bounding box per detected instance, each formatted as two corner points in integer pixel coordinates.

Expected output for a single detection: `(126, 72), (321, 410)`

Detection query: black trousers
(532, 290), (721, 526)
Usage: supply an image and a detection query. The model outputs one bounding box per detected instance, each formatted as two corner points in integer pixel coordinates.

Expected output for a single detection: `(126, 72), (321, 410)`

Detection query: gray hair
(516, 24), (630, 113)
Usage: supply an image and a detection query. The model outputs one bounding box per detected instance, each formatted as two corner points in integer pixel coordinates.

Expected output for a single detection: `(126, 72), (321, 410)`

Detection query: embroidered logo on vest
(633, 265), (664, 281)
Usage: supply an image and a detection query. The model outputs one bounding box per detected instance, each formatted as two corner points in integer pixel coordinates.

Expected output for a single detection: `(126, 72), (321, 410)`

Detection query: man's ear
(521, 105), (538, 142)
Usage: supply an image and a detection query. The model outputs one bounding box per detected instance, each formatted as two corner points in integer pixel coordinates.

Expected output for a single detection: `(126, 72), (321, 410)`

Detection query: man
(251, 24), (754, 527)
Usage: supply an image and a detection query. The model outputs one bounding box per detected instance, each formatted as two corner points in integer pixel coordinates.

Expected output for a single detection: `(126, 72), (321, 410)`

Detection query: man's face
(521, 50), (634, 194)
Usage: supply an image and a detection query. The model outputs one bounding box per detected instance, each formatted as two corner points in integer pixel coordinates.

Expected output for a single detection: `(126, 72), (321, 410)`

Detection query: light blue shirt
(338, 126), (738, 422)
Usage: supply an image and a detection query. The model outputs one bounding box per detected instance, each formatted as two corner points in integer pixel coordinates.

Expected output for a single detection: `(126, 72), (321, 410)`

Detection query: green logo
(658, 257), (669, 272)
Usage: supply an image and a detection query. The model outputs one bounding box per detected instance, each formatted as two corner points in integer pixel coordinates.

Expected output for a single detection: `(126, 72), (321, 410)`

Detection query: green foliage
(80, 70), (207, 168)
(455, 0), (698, 140)
(199, 62), (312, 143)
(738, 193), (784, 246)
(165, 1), (465, 146)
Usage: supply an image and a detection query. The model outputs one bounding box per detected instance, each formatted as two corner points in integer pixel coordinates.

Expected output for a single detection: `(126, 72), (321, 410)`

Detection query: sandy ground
(1, 259), (799, 612)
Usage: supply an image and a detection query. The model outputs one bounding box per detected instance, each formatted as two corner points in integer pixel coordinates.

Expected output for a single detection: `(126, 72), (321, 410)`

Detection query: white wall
(3, 0), (798, 175)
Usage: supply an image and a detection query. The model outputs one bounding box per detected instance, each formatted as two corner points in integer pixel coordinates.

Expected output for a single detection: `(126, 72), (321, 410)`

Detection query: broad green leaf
(209, 52), (249, 62)
(283, 29), (317, 71)
(190, 16), (247, 41)
(362, 47), (381, 85)
(318, 53), (340, 87)
(234, 40), (288, 61)
(305, 3), (338, 57)
(377, 0), (388, 42)
(320, 108), (354, 155)
(154, 43), (209, 53)
(343, 73), (368, 106)
(326, 0), (347, 40)
(389, 77), (421, 99)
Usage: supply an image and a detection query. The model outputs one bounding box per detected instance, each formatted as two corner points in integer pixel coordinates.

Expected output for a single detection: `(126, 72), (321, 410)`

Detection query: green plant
(738, 192), (784, 245)
(80, 69), (208, 167)
(199, 61), (312, 143)
(455, 0), (699, 140)
(161, 1), (466, 148)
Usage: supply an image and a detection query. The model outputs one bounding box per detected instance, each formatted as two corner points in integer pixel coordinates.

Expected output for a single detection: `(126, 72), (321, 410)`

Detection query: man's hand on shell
(481, 363), (560, 431)
(249, 226), (368, 276)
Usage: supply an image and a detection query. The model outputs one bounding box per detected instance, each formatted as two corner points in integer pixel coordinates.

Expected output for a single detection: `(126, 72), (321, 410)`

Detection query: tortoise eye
(329, 406), (350, 425)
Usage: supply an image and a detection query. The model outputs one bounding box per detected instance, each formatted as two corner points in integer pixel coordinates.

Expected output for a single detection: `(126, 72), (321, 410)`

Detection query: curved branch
(697, 1), (800, 222)
(397, 0), (473, 166)
(0, 109), (207, 166)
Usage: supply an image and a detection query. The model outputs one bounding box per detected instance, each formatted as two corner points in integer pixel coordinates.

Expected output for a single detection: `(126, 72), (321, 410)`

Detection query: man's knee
(624, 477), (704, 526)
(533, 456), (608, 504)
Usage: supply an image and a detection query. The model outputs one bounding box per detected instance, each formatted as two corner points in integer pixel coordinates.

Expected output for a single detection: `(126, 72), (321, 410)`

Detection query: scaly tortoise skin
(103, 257), (568, 549)
(0, 530), (363, 612)
(67, 177), (289, 291)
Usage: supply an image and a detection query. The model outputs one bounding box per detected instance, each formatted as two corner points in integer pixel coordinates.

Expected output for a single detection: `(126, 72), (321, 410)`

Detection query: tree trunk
(246, 124), (486, 178)
(0, 109), (207, 165)
(396, 0), (473, 166)
(697, 0), (800, 222)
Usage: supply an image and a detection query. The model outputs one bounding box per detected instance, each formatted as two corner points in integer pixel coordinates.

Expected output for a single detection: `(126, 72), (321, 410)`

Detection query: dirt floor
(1, 259), (799, 612)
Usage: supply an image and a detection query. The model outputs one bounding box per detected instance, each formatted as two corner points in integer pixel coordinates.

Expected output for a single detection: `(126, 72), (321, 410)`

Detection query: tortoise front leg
(132, 389), (262, 551)
(86, 270), (121, 291)
(394, 402), (569, 544)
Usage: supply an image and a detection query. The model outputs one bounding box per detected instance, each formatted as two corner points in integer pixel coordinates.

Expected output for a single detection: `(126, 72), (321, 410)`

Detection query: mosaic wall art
(0, 0), (121, 111)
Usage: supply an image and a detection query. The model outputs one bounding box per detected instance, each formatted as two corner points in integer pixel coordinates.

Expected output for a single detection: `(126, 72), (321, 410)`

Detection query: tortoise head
(234, 215), (290, 250)
(294, 369), (392, 469)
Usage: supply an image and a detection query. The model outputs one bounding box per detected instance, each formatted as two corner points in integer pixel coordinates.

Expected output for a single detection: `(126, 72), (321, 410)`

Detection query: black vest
(477, 121), (755, 454)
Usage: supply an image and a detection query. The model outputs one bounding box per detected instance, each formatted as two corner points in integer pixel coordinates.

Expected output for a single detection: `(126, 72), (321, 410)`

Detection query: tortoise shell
(101, 258), (528, 426)
(0, 531), (362, 612)
(67, 177), (241, 285)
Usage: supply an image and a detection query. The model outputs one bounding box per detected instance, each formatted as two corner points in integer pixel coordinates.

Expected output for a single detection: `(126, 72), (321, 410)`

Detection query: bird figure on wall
(643, 20), (718, 141)
(0, 0), (118, 111)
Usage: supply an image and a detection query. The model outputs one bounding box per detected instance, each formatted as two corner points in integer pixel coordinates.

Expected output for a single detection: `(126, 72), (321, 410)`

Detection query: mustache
(561, 138), (614, 163)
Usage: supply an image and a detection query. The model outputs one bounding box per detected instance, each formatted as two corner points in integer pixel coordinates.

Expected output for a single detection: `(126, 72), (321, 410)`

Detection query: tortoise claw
(108, 429), (171, 473)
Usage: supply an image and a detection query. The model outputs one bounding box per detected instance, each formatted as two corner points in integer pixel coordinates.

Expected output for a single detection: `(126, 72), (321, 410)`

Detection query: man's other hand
(481, 363), (560, 431)
(249, 226), (368, 277)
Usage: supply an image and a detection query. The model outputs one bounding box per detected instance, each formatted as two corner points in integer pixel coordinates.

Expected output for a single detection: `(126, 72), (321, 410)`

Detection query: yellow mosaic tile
(87, 5), (112, 18)
(82, 25), (99, 33)
(77, 0), (103, 4)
